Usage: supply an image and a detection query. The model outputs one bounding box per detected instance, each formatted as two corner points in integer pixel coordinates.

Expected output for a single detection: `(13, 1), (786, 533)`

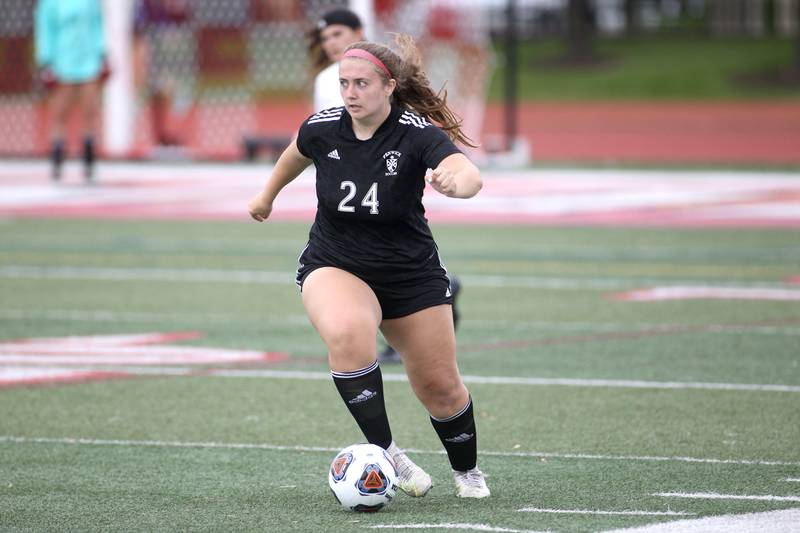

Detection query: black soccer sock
(430, 397), (477, 472)
(82, 136), (95, 179)
(51, 138), (64, 180)
(332, 360), (392, 450)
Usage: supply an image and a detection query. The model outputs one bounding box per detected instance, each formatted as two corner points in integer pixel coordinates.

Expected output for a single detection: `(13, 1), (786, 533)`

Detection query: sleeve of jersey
(417, 125), (462, 169)
(296, 120), (312, 159)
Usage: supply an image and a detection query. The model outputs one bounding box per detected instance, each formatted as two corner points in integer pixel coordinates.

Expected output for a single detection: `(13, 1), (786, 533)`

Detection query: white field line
(1, 436), (799, 467)
(654, 492), (800, 502)
(601, 508), (800, 533)
(47, 366), (800, 393)
(3, 309), (800, 337)
(0, 265), (792, 291)
(0, 309), (311, 326)
(617, 286), (800, 302)
(786, 478), (800, 482)
(468, 319), (800, 336)
(369, 525), (548, 533)
(518, 508), (695, 516)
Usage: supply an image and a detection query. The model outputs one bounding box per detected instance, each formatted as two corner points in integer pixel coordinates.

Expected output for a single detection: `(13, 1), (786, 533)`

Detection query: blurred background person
(308, 7), (365, 113)
(35, 0), (110, 182)
(132, 0), (193, 149)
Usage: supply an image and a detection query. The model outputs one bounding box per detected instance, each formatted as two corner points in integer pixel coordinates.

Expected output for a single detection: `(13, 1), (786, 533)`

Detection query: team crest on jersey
(383, 151), (401, 176)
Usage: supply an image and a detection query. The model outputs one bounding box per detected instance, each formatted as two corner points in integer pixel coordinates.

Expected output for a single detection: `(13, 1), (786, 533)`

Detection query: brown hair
(306, 28), (330, 78)
(345, 34), (476, 148)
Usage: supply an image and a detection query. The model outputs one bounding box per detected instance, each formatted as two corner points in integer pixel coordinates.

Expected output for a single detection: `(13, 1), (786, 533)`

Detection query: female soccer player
(249, 35), (490, 498)
(308, 8), (464, 364)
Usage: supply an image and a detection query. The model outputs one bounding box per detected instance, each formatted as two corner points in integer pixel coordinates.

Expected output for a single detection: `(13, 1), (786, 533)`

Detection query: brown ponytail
(306, 27), (331, 79)
(345, 35), (477, 148)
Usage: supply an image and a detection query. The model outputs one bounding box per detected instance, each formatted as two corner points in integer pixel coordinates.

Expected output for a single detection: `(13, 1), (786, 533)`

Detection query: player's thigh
(49, 85), (74, 120)
(380, 304), (467, 417)
(301, 267), (382, 367)
(78, 81), (100, 118)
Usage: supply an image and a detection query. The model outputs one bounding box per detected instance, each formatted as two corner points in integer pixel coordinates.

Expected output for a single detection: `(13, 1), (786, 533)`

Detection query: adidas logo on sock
(348, 389), (376, 404)
(445, 432), (474, 443)
(327, 149), (340, 160)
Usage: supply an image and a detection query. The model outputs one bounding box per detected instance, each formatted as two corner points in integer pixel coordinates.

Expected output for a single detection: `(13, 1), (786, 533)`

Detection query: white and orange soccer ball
(328, 443), (399, 512)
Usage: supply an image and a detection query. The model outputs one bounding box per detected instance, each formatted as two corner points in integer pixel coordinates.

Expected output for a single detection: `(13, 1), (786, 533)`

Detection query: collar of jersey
(341, 103), (404, 142)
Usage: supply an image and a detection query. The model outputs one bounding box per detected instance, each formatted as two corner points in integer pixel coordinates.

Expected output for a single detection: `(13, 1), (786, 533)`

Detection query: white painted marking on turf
(785, 478), (800, 482)
(457, 375), (800, 393)
(369, 524), (548, 533)
(6, 365), (796, 393)
(616, 286), (800, 302)
(2, 436), (798, 467)
(0, 265), (291, 284)
(464, 319), (800, 337)
(0, 333), (283, 366)
(4, 309), (800, 337)
(0, 265), (792, 291)
(0, 309), (310, 326)
(0, 367), (122, 387)
(602, 508), (800, 533)
(488, 452), (800, 467)
(654, 491), (800, 502)
(518, 508), (695, 516)
(0, 436), (338, 453)
(69, 366), (799, 393)
(517, 507), (697, 516)
(4, 162), (800, 226)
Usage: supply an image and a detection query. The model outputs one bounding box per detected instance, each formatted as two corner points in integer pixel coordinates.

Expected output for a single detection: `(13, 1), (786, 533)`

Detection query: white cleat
(453, 467), (490, 498)
(387, 442), (433, 497)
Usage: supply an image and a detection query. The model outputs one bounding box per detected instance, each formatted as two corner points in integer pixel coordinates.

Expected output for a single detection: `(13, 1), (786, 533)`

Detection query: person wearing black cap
(309, 8), (365, 113)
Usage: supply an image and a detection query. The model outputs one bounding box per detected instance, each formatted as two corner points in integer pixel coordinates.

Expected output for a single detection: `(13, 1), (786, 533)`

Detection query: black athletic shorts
(295, 244), (454, 320)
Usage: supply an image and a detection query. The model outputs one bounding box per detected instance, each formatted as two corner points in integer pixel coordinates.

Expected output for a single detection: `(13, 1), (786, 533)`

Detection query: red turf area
(4, 100), (799, 166)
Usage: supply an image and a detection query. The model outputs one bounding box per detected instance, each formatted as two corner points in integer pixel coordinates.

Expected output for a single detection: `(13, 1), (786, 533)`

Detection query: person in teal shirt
(35, 0), (109, 181)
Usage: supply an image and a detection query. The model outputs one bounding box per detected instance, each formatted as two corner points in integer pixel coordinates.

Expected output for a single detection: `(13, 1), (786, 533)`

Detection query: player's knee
(323, 317), (374, 356)
(419, 376), (468, 416)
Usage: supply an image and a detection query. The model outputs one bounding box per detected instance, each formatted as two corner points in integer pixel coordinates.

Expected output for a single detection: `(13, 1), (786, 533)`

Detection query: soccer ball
(328, 443), (398, 512)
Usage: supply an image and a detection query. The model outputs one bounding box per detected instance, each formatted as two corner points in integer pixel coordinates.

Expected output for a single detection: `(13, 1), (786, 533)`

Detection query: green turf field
(1, 219), (798, 532)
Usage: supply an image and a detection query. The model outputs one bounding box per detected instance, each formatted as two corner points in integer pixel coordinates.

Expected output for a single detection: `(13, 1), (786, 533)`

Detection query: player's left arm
(426, 153), (482, 199)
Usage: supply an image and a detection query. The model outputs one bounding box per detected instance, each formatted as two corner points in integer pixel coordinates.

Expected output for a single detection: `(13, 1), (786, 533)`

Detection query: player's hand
(426, 166), (457, 197)
(38, 67), (58, 91)
(248, 191), (273, 222)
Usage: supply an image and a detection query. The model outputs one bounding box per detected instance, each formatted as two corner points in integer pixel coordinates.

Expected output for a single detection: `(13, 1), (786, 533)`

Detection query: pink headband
(342, 48), (393, 80)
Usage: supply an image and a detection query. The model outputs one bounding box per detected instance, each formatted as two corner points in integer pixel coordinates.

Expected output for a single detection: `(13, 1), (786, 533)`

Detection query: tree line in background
(561, 0), (799, 73)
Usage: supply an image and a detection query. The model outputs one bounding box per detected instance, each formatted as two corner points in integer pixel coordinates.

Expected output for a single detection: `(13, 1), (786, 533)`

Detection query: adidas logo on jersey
(348, 389), (376, 404)
(327, 149), (340, 160)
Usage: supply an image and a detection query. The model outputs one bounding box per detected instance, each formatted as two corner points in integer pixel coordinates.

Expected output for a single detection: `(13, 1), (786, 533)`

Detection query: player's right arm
(248, 137), (311, 222)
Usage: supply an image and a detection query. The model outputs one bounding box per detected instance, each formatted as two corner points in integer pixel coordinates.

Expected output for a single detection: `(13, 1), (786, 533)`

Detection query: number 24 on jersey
(338, 181), (379, 215)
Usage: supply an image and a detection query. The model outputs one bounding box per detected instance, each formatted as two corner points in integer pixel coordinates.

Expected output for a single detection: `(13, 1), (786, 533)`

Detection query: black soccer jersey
(296, 103), (461, 278)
